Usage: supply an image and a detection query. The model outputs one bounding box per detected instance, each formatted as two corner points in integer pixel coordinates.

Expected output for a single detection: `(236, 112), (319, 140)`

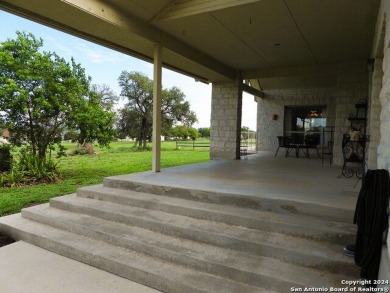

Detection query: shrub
(69, 143), (95, 156)
(18, 151), (59, 182)
(0, 148), (60, 188)
(0, 143), (12, 172)
(6, 166), (25, 187)
(70, 146), (87, 156)
(131, 145), (151, 152)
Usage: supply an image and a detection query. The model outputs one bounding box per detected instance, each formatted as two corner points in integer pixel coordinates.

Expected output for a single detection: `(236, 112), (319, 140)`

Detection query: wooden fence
(175, 140), (210, 150)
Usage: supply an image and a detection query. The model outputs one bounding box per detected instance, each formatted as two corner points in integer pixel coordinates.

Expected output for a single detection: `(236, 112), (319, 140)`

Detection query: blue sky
(0, 10), (257, 129)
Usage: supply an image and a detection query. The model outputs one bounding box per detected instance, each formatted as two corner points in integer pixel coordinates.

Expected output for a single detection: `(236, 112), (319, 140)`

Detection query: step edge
(22, 206), (353, 288)
(48, 196), (358, 275)
(0, 215), (267, 293)
(102, 177), (355, 223)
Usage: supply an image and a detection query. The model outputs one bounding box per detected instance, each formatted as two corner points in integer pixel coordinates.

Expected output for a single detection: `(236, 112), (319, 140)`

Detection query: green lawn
(0, 141), (210, 216)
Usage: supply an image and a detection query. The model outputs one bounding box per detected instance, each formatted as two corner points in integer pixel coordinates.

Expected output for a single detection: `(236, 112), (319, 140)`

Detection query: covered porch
(110, 152), (359, 222)
(0, 0), (389, 290)
(0, 153), (370, 291)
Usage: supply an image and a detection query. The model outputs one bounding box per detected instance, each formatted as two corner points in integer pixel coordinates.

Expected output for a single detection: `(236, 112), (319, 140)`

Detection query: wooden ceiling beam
(152, 0), (263, 22)
(242, 83), (264, 98)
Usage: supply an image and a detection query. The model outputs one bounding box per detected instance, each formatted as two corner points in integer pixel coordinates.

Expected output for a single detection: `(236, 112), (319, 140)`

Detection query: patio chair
(240, 145), (248, 160)
(274, 136), (293, 157)
(321, 139), (334, 165)
(302, 135), (320, 158)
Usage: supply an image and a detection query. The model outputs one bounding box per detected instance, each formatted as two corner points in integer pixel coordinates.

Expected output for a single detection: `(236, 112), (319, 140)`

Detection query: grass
(0, 141), (210, 216)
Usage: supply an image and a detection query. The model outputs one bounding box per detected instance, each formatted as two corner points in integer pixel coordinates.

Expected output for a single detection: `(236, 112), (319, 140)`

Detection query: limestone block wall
(378, 9), (390, 171)
(333, 62), (369, 166)
(256, 63), (369, 166)
(257, 88), (336, 152)
(367, 0), (390, 277)
(366, 59), (383, 169)
(210, 82), (242, 160)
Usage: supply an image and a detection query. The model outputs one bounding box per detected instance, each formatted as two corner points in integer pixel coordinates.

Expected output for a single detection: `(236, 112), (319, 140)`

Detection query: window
(284, 106), (327, 144)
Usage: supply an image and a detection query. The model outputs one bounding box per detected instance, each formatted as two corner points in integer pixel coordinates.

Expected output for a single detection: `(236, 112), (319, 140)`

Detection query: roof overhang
(0, 0), (381, 88)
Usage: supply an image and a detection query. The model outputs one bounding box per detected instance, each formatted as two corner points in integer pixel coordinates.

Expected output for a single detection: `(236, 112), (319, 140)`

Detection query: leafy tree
(71, 88), (115, 147)
(188, 127), (199, 140)
(0, 31), (115, 158)
(241, 126), (254, 133)
(90, 84), (118, 110)
(117, 107), (148, 143)
(0, 144), (12, 172)
(63, 130), (79, 142)
(170, 125), (199, 140)
(0, 117), (5, 129)
(117, 71), (197, 148)
(198, 127), (210, 138)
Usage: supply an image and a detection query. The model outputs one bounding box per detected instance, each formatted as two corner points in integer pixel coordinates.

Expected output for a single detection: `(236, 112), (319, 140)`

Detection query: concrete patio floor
(0, 241), (161, 293)
(0, 151), (364, 292)
(108, 151), (360, 221)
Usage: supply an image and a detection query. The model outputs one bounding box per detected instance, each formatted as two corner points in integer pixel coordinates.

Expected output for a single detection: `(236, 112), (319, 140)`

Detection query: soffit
(0, 0), (380, 87)
(153, 0), (379, 70)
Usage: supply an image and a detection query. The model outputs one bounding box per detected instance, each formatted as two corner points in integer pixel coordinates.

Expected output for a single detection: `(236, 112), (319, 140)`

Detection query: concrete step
(0, 234), (14, 247)
(0, 214), (270, 293)
(21, 204), (355, 291)
(50, 194), (358, 276)
(77, 185), (356, 245)
(103, 176), (355, 223)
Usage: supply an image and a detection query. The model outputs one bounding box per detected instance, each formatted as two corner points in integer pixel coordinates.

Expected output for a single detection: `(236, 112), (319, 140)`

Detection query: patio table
(287, 144), (320, 159)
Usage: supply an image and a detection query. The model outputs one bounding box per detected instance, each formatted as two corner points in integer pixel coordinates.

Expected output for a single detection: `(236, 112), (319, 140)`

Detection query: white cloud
(75, 42), (131, 64)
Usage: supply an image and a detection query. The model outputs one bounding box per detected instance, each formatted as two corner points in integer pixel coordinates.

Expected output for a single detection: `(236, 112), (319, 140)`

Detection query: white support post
(152, 44), (162, 172)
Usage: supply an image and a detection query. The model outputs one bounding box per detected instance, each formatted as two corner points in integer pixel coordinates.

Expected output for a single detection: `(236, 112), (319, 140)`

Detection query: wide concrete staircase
(0, 174), (359, 292)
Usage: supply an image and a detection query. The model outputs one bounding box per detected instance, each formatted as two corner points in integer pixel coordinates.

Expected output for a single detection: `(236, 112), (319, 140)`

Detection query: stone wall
(257, 87), (336, 153)
(369, 0), (390, 278)
(366, 59), (383, 169)
(256, 63), (369, 166)
(210, 81), (242, 160)
(333, 62), (369, 166)
(378, 13), (390, 171)
(375, 0), (390, 266)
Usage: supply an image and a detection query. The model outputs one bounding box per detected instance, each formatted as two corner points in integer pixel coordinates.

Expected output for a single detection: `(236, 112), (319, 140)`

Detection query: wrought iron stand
(338, 134), (367, 179)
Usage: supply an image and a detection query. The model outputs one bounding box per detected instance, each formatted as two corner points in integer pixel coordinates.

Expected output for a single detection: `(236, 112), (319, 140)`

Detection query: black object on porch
(353, 169), (390, 285)
(339, 133), (367, 178)
(275, 136), (320, 159)
(274, 136), (293, 158)
(301, 135), (320, 159)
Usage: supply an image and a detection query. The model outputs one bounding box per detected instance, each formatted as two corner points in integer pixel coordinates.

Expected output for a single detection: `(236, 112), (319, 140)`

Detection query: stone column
(378, 38), (390, 170)
(333, 62), (369, 166)
(210, 81), (242, 160)
(366, 59), (383, 169)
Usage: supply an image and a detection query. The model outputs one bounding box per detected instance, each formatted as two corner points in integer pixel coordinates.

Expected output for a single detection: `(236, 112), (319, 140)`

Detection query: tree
(170, 125), (199, 140)
(117, 71), (197, 148)
(198, 127), (210, 138)
(90, 84), (119, 110)
(0, 119), (6, 135)
(241, 126), (253, 133)
(63, 130), (79, 142)
(0, 31), (115, 158)
(71, 88), (116, 147)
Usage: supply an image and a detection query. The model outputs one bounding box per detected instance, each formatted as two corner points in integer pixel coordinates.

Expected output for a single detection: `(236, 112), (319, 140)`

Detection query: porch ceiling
(0, 0), (380, 87)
